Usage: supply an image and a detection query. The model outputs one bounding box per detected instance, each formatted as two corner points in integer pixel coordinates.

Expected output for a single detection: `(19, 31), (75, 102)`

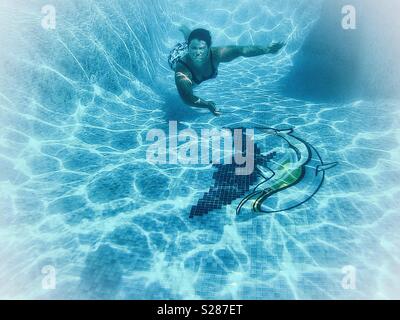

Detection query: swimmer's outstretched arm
(216, 41), (285, 62)
(175, 66), (221, 116)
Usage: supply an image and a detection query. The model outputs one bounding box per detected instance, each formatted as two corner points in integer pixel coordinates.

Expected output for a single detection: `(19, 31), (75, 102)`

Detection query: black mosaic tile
(189, 131), (276, 218)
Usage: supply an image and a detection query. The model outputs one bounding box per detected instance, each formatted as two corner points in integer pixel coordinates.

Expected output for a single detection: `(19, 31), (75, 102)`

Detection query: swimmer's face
(188, 39), (209, 64)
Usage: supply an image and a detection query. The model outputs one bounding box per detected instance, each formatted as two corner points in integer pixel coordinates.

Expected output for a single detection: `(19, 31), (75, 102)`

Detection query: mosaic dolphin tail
(236, 127), (338, 221)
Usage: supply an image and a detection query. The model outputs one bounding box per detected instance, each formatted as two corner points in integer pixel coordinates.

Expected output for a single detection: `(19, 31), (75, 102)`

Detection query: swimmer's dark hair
(188, 28), (212, 47)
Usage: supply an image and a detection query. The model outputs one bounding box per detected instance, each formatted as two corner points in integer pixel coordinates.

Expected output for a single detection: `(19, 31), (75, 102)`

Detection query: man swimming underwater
(169, 26), (285, 116)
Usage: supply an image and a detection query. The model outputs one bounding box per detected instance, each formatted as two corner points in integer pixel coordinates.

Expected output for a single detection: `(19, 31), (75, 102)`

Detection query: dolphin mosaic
(235, 127), (337, 221)
(189, 127), (337, 219)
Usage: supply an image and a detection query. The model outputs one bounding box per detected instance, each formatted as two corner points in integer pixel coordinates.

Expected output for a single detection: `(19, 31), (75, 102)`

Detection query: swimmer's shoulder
(175, 57), (193, 83)
(175, 55), (189, 71)
(175, 56), (188, 69)
(211, 47), (222, 65)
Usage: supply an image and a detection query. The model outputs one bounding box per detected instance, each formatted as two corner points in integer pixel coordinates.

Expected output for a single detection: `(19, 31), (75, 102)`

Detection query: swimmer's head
(188, 28), (212, 47)
(188, 28), (212, 64)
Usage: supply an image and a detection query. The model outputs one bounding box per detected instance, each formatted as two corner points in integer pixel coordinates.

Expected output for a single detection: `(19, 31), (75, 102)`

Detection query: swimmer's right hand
(267, 41), (285, 54)
(207, 101), (221, 116)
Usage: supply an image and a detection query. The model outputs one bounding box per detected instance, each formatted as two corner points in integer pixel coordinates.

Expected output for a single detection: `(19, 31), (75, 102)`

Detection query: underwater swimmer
(169, 26), (285, 116)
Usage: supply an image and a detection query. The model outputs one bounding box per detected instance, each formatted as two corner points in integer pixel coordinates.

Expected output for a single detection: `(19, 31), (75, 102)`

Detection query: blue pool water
(0, 0), (399, 299)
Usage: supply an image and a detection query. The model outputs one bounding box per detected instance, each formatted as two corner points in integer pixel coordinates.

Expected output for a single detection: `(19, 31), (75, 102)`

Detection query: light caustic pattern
(0, 0), (399, 299)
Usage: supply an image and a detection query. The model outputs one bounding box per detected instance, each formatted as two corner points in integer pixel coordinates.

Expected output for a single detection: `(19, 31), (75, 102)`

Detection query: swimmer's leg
(179, 25), (191, 42)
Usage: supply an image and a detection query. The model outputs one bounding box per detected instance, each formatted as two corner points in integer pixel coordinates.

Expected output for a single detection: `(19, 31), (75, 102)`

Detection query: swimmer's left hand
(212, 108), (222, 116)
(267, 41), (285, 54)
